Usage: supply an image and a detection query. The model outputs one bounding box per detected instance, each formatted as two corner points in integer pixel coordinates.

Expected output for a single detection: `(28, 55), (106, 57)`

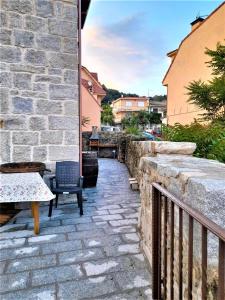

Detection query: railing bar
(159, 193), (162, 298)
(152, 183), (225, 241)
(152, 186), (161, 300)
(201, 226), (207, 300)
(163, 197), (168, 299)
(218, 239), (225, 300)
(188, 216), (194, 300)
(170, 201), (174, 300)
(179, 208), (183, 300)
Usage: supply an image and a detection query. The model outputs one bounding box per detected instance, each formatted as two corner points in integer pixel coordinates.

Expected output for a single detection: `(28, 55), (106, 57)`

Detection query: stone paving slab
(109, 219), (138, 227)
(58, 275), (117, 299)
(67, 228), (105, 240)
(0, 272), (29, 293)
(32, 264), (83, 286)
(83, 256), (134, 276)
(0, 246), (40, 261)
(58, 248), (105, 265)
(84, 235), (123, 248)
(6, 254), (56, 273)
(0, 224), (27, 233)
(93, 288), (152, 300)
(114, 269), (151, 290)
(41, 240), (83, 255)
(1, 285), (56, 300)
(0, 238), (25, 249)
(0, 159), (152, 299)
(103, 243), (140, 257)
(0, 261), (6, 274)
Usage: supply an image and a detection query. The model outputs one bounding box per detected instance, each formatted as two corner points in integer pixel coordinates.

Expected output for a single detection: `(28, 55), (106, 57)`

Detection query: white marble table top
(0, 172), (55, 203)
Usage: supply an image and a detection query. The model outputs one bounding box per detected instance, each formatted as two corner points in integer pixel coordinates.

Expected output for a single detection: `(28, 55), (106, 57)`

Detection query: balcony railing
(113, 106), (148, 113)
(151, 182), (225, 300)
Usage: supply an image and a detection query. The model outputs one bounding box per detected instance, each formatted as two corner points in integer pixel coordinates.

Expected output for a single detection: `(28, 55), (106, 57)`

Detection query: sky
(82, 0), (222, 96)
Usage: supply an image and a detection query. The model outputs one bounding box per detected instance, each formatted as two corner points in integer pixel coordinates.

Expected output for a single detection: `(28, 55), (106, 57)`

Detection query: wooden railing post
(152, 186), (161, 300)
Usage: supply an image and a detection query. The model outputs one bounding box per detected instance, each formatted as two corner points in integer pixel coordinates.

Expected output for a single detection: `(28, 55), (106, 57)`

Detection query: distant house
(149, 100), (167, 119)
(163, 3), (225, 125)
(81, 66), (106, 132)
(111, 97), (149, 124)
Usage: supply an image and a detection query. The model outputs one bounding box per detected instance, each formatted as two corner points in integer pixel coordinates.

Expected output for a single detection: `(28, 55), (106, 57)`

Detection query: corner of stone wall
(1, 0), (79, 167)
(126, 141), (225, 299)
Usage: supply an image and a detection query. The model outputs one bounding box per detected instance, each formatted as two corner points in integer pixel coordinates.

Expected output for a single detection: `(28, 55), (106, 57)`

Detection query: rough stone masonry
(0, 0), (79, 167)
(126, 141), (225, 299)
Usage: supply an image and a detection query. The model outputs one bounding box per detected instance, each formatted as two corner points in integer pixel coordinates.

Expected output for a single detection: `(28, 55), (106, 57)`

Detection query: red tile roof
(82, 79), (106, 96)
(81, 66), (106, 96)
(90, 72), (98, 81)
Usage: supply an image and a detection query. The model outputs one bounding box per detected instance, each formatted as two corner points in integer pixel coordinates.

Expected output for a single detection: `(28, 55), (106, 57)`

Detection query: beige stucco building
(81, 66), (106, 131)
(163, 2), (225, 125)
(111, 97), (149, 124)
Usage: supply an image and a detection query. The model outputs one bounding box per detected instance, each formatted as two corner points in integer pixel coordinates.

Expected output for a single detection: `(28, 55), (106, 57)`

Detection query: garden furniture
(48, 161), (83, 217)
(0, 172), (55, 234)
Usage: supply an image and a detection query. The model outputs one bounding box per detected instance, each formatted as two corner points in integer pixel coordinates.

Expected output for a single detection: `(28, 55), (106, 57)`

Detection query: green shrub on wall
(162, 122), (225, 163)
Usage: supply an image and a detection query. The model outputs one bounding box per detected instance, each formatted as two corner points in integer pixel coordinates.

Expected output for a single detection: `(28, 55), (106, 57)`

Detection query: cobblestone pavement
(0, 159), (152, 300)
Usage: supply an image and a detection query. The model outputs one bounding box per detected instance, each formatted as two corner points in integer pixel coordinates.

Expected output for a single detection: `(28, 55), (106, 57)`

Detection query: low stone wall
(126, 140), (196, 181)
(82, 131), (147, 159)
(126, 141), (225, 299)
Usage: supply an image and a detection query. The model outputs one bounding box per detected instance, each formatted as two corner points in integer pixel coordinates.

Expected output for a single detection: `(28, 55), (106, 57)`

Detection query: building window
(153, 108), (158, 113)
(138, 101), (144, 107)
(126, 101), (132, 107)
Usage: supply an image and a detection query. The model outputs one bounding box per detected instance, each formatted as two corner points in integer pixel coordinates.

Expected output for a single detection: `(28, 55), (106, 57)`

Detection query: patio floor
(0, 159), (152, 300)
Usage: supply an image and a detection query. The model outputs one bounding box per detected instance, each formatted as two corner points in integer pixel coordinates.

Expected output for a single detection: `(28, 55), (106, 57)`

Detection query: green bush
(162, 122), (225, 163)
(125, 126), (141, 135)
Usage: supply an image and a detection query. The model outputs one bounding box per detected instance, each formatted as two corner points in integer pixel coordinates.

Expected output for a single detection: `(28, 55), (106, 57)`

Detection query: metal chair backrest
(55, 161), (80, 187)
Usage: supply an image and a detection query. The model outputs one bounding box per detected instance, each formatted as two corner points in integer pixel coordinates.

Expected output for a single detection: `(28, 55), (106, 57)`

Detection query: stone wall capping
(151, 141), (196, 154)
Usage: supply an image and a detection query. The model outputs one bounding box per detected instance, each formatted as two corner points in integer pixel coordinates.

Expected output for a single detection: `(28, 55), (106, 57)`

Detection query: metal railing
(152, 182), (225, 300)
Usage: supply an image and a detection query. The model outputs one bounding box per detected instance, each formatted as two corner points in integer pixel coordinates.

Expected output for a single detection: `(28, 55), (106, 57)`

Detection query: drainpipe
(78, 0), (82, 176)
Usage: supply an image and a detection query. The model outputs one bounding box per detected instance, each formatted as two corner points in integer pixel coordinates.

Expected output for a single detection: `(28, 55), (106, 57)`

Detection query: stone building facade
(0, 0), (90, 167)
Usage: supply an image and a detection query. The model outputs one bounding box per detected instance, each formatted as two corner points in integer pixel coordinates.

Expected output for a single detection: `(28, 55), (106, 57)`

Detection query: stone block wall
(82, 132), (148, 159)
(126, 140), (196, 181)
(0, 0), (79, 167)
(126, 141), (225, 299)
(82, 131), (125, 158)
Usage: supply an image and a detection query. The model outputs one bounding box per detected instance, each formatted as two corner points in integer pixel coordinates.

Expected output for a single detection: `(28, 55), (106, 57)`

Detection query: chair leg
(77, 191), (83, 216)
(48, 199), (53, 217)
(55, 194), (58, 208)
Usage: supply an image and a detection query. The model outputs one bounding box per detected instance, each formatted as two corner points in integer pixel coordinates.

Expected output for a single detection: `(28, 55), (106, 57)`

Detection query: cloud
(82, 12), (169, 95)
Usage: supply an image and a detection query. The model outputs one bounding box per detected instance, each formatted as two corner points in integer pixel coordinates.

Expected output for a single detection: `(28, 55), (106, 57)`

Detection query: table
(0, 172), (55, 234)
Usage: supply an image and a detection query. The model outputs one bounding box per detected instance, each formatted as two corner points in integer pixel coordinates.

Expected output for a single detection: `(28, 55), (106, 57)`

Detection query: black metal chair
(48, 161), (83, 217)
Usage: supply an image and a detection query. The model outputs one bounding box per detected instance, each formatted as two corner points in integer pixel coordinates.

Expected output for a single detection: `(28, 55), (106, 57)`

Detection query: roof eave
(162, 2), (225, 85)
(81, 0), (91, 29)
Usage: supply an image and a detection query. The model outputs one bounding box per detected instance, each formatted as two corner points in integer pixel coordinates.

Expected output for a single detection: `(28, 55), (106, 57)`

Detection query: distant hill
(101, 85), (139, 104)
(102, 84), (166, 104)
(149, 95), (167, 102)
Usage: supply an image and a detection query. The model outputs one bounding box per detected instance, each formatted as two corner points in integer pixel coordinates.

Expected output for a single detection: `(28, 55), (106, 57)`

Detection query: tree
(135, 111), (151, 129)
(121, 111), (161, 131)
(186, 42), (225, 122)
(101, 104), (114, 125)
(148, 112), (162, 124)
(101, 85), (139, 105)
(150, 95), (167, 102)
(121, 114), (138, 129)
